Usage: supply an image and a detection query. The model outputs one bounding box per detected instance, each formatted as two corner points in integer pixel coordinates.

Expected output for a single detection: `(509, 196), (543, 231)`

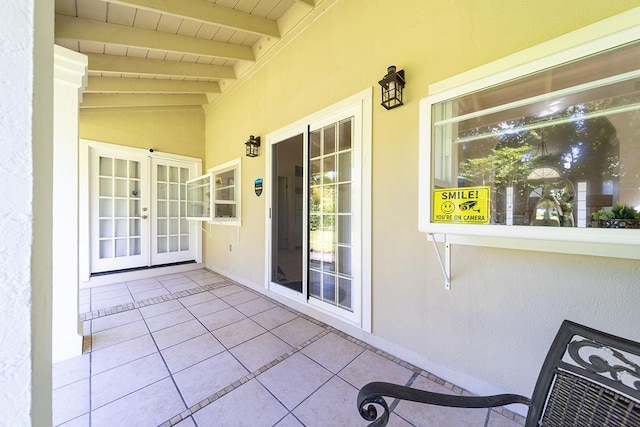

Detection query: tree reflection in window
(456, 96), (622, 226)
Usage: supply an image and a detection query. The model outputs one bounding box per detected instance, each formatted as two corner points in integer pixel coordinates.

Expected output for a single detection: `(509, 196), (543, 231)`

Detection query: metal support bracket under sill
(428, 233), (451, 290)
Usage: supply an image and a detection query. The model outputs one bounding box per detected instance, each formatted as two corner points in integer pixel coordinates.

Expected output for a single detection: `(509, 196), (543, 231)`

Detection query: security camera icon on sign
(459, 200), (479, 212)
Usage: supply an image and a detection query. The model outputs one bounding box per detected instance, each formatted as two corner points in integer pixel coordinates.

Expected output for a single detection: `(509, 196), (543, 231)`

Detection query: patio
(52, 268), (525, 426)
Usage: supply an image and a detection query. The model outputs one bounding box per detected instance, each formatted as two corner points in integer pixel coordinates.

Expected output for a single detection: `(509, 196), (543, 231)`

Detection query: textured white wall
(0, 2), (38, 424)
(0, 1), (54, 426)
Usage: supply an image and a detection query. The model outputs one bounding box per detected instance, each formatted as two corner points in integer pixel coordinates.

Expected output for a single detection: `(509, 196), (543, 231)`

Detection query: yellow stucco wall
(204, 0), (640, 401)
(79, 107), (205, 159)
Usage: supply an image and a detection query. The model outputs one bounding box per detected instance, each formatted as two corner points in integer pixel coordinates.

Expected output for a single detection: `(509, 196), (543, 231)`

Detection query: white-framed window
(186, 157), (242, 225)
(418, 10), (640, 260)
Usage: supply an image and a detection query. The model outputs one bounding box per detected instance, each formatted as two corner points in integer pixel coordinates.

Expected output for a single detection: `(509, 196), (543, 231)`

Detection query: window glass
(185, 157), (241, 224)
(212, 162), (240, 222)
(431, 40), (640, 228)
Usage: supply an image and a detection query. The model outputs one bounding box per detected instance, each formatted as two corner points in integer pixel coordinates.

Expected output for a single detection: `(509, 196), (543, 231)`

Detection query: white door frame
(79, 139), (202, 282)
(264, 88), (372, 332)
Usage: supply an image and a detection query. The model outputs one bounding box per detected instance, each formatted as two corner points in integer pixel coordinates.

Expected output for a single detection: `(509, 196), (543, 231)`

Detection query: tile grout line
(156, 328), (333, 427)
(153, 304), (430, 427)
(80, 280), (236, 322)
(138, 304), (194, 424)
(83, 272), (526, 426)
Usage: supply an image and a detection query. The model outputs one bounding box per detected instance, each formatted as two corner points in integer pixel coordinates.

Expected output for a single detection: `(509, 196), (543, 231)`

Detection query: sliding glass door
(269, 117), (357, 316)
(267, 89), (371, 329)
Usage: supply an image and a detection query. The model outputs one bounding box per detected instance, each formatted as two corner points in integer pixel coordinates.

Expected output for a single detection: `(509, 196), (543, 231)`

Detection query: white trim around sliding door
(264, 88), (372, 332)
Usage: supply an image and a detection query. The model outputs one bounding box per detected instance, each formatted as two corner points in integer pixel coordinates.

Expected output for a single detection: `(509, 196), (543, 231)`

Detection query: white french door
(89, 144), (199, 274)
(150, 158), (198, 266)
(90, 148), (149, 273)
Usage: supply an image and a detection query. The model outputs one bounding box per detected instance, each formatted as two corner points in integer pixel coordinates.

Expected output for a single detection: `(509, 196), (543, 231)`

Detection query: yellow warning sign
(432, 186), (490, 224)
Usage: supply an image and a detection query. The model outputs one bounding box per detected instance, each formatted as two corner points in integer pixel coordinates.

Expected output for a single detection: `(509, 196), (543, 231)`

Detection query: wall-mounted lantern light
(378, 65), (405, 110)
(245, 135), (261, 157)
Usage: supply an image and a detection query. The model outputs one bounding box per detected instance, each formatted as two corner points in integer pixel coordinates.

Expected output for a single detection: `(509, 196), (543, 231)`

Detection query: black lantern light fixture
(245, 135), (261, 157)
(378, 65), (405, 110)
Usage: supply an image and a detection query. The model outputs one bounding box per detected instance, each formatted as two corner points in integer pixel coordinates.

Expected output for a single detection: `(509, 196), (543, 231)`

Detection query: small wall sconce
(378, 65), (405, 110)
(245, 135), (261, 157)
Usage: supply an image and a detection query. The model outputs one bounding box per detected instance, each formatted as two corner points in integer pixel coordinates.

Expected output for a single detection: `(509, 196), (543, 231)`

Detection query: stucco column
(52, 45), (88, 363)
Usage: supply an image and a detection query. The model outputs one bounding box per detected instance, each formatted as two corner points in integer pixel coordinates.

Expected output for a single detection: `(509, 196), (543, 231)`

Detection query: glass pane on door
(309, 118), (354, 312)
(97, 155), (143, 260)
(155, 164), (192, 255)
(150, 158), (197, 266)
(271, 134), (304, 293)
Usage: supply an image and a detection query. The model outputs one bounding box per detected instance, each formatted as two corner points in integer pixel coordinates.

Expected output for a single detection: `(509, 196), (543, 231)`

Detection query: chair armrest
(357, 382), (531, 426)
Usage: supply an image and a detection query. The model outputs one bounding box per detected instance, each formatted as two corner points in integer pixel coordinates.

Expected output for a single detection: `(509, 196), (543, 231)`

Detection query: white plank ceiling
(55, 0), (316, 108)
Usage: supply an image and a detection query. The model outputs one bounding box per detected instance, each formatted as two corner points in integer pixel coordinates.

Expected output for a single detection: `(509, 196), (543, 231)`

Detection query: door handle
(141, 215), (148, 219)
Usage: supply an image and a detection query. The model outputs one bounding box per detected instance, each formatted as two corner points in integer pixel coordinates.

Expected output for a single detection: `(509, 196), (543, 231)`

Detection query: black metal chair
(357, 320), (640, 426)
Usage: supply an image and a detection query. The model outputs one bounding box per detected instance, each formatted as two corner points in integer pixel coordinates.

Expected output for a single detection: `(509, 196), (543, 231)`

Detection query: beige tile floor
(53, 269), (527, 427)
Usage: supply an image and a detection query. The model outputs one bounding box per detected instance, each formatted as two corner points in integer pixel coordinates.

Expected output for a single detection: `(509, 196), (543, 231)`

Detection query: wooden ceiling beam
(293, 0), (315, 6)
(80, 93), (208, 108)
(101, 0), (280, 38)
(55, 14), (255, 61)
(85, 53), (236, 80)
(86, 76), (221, 93)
